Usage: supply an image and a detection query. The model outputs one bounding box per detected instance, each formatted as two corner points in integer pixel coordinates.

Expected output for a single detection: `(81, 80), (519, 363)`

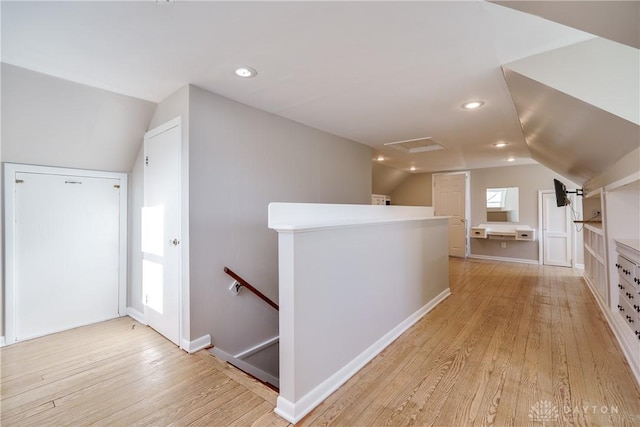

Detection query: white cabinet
(614, 240), (640, 374)
(371, 194), (390, 205)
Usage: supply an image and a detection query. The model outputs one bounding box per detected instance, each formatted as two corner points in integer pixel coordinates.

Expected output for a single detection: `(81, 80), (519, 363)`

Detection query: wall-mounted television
(553, 179), (568, 207)
(553, 179), (583, 207)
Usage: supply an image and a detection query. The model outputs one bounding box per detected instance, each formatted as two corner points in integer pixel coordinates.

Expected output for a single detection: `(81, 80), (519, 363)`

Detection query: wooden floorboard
(2, 258), (640, 426)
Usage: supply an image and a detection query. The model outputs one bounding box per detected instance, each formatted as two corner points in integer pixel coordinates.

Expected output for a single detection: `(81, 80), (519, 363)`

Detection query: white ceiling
(1, 1), (596, 173)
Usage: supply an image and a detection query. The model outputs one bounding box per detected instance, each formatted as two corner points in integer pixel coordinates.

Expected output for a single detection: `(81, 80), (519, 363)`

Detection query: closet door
(13, 171), (121, 341)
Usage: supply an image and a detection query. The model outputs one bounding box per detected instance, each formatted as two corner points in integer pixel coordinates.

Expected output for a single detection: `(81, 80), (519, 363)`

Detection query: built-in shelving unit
(583, 171), (640, 384)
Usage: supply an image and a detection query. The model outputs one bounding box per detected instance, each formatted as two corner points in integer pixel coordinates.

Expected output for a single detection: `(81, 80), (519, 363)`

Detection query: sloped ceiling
(503, 38), (639, 185)
(492, 0), (640, 49)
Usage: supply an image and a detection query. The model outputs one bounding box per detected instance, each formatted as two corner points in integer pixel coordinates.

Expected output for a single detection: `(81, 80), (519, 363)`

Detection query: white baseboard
(468, 254), (539, 265)
(574, 263), (585, 269)
(126, 307), (146, 325)
(276, 288), (451, 424)
(182, 334), (211, 354)
(582, 276), (640, 387)
(0, 336), (5, 347)
(210, 346), (279, 388)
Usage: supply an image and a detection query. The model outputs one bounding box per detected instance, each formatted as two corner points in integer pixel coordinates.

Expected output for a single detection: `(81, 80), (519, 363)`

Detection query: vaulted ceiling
(2, 1), (638, 185)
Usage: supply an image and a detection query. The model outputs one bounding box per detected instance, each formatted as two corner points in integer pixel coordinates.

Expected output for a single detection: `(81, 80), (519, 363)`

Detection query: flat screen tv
(553, 179), (568, 207)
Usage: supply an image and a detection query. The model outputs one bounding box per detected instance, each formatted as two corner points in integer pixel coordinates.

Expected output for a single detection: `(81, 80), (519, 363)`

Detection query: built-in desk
(471, 223), (536, 241)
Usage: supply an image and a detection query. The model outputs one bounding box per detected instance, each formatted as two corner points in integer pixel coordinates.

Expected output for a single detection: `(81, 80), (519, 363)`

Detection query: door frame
(142, 116), (188, 350)
(432, 171), (471, 257)
(538, 190), (578, 267)
(3, 163), (128, 345)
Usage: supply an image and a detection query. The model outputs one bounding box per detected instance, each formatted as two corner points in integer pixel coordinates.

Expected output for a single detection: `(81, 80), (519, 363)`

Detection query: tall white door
(433, 172), (468, 257)
(542, 191), (572, 267)
(143, 119), (182, 346)
(13, 172), (120, 341)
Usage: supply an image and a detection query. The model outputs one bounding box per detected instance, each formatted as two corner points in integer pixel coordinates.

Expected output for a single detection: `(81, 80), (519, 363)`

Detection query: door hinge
(145, 156), (149, 166)
(114, 184), (120, 189)
(15, 179), (24, 184)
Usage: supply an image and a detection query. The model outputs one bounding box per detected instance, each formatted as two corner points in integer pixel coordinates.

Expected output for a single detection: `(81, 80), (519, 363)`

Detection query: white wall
(1, 64), (156, 172)
(188, 85), (371, 376)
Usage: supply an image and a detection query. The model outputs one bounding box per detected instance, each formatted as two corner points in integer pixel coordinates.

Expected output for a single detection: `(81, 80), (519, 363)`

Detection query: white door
(143, 119), (182, 346)
(13, 172), (121, 341)
(433, 172), (468, 257)
(542, 191), (572, 267)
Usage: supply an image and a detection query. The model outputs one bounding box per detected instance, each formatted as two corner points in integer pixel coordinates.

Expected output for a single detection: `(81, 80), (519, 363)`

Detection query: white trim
(235, 336), (279, 360)
(144, 115), (181, 139)
(210, 346), (280, 388)
(182, 334), (211, 354)
(126, 307), (147, 325)
(538, 190), (545, 265)
(605, 170), (640, 192)
(275, 288), (451, 424)
(468, 254), (540, 265)
(582, 277), (640, 387)
(0, 337), (6, 347)
(3, 163), (128, 345)
(574, 263), (585, 270)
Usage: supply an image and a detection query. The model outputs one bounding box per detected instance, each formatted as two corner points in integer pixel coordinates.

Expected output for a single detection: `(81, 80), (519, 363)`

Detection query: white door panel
(143, 120), (182, 346)
(14, 172), (120, 341)
(542, 192), (572, 267)
(434, 172), (468, 258)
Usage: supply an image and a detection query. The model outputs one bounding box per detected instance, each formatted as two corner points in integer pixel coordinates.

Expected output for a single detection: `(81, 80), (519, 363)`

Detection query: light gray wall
(390, 173), (433, 206)
(188, 85), (371, 376)
(1, 63), (156, 172)
(372, 163), (410, 196)
(469, 163), (581, 262)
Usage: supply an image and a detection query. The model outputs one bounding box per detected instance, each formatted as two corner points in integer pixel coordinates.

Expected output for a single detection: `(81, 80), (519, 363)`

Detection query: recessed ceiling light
(461, 100), (484, 110)
(493, 142), (508, 148)
(505, 157), (516, 162)
(409, 166), (417, 171)
(235, 66), (257, 78)
(375, 155), (385, 161)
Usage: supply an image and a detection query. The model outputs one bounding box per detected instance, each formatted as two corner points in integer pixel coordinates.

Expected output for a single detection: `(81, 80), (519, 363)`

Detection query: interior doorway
(142, 117), (182, 346)
(539, 190), (573, 267)
(432, 171), (470, 257)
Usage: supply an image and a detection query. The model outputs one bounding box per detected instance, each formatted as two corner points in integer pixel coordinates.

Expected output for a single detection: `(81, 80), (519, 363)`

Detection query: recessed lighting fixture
(409, 166), (417, 171)
(375, 155), (385, 161)
(492, 142), (508, 148)
(461, 100), (484, 110)
(505, 157), (516, 162)
(235, 66), (257, 78)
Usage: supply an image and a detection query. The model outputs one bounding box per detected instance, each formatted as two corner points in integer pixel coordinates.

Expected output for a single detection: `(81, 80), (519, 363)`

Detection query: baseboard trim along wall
(468, 254), (539, 265)
(126, 307), (146, 325)
(209, 346), (280, 388)
(0, 336), (5, 347)
(182, 335), (212, 354)
(275, 288), (451, 424)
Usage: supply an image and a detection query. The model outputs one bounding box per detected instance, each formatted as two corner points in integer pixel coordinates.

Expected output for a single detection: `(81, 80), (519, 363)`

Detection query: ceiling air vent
(384, 137), (446, 154)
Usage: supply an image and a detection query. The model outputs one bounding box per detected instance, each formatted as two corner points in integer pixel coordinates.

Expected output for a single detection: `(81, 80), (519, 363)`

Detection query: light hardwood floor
(2, 258), (640, 426)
